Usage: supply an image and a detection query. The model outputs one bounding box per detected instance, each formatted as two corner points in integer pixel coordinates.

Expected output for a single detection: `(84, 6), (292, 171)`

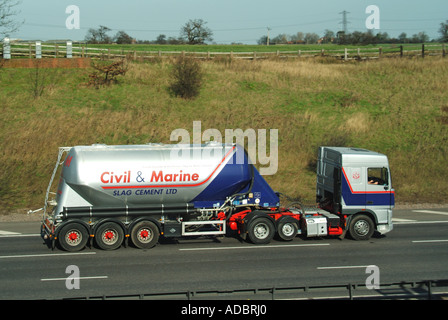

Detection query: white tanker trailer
(40, 143), (394, 251)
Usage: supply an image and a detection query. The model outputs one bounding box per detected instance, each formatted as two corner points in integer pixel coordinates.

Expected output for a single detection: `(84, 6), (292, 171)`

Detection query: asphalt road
(1, 208), (448, 300)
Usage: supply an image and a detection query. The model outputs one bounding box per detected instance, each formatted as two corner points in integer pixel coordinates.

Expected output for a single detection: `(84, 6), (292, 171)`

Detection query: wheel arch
(128, 217), (162, 234)
(92, 218), (127, 235)
(55, 219), (91, 238)
(243, 210), (275, 225)
(347, 210), (378, 229)
(275, 215), (300, 228)
(346, 211), (376, 240)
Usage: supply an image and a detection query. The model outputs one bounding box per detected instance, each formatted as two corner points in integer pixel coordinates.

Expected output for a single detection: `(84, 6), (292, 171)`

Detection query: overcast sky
(10, 0), (448, 43)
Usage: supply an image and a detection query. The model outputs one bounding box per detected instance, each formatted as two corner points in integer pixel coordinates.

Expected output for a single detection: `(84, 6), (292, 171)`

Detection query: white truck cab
(316, 147), (394, 239)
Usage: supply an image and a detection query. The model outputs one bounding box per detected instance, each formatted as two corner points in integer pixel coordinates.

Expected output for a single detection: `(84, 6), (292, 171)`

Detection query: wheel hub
(354, 220), (370, 236)
(102, 230), (117, 244)
(282, 223), (294, 237)
(137, 228), (152, 243)
(66, 231), (81, 246)
(254, 224), (269, 239)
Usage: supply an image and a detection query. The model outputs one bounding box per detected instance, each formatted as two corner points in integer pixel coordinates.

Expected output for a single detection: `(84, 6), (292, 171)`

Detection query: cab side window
(368, 168), (388, 185)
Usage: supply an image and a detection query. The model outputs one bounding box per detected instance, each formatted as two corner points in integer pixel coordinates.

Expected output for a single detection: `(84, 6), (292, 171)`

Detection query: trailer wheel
(247, 217), (275, 244)
(348, 215), (374, 240)
(277, 217), (298, 241)
(95, 222), (124, 250)
(130, 221), (159, 249)
(58, 223), (89, 252)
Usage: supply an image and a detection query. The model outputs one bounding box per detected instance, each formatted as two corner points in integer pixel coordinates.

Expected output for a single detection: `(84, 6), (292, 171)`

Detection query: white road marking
(392, 218), (417, 222)
(317, 265), (372, 270)
(179, 243), (330, 251)
(0, 233), (40, 238)
(393, 220), (448, 225)
(412, 240), (448, 243)
(413, 210), (448, 216)
(0, 230), (21, 235)
(0, 252), (96, 259)
(41, 276), (108, 282)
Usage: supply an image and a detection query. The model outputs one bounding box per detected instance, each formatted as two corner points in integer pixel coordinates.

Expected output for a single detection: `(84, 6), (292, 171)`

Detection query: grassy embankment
(0, 55), (447, 214)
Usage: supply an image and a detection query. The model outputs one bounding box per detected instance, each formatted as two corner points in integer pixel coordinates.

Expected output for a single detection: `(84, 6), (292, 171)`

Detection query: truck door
(341, 166), (365, 207)
(366, 167), (392, 208)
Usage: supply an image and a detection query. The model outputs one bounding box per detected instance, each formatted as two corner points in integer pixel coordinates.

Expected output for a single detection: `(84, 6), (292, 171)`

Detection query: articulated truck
(40, 143), (394, 251)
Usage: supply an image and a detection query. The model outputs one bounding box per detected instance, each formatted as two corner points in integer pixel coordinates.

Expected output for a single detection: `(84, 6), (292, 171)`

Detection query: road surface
(1, 208), (448, 300)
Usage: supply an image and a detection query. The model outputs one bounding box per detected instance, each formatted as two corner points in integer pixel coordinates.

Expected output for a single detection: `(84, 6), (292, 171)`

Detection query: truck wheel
(349, 215), (374, 240)
(58, 223), (89, 252)
(131, 221), (159, 249)
(277, 218), (298, 241)
(248, 217), (275, 244)
(95, 222), (124, 250)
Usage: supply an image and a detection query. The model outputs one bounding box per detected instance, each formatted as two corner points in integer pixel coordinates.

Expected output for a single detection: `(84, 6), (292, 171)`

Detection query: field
(0, 54), (447, 213)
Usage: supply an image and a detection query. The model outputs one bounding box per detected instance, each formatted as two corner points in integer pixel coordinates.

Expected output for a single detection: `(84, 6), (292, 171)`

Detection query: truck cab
(316, 147), (394, 239)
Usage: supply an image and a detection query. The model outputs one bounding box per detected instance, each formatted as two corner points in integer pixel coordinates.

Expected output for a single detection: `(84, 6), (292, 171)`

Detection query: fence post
(379, 47), (382, 58)
(36, 41), (42, 59)
(443, 44), (446, 57)
(253, 51), (256, 59)
(298, 49), (301, 57)
(400, 45), (403, 57)
(344, 48), (348, 61)
(67, 41), (72, 58)
(3, 37), (11, 59)
(321, 48), (325, 56)
(422, 44), (425, 58)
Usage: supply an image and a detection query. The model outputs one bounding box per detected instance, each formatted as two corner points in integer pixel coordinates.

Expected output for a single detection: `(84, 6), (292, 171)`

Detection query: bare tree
(169, 56), (203, 99)
(0, 0), (23, 37)
(322, 29), (335, 43)
(85, 25), (112, 44)
(439, 20), (448, 43)
(114, 30), (133, 44)
(180, 19), (213, 44)
(304, 32), (319, 44)
(155, 34), (167, 44)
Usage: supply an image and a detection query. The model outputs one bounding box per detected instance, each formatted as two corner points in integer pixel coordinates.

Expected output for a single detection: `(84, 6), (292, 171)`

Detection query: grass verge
(0, 56), (447, 212)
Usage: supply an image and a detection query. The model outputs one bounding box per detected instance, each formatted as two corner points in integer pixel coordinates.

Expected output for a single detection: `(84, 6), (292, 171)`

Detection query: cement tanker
(40, 143), (394, 251)
(55, 142), (278, 213)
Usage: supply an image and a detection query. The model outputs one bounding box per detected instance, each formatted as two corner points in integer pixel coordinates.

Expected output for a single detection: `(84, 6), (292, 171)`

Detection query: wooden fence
(1, 40), (447, 61)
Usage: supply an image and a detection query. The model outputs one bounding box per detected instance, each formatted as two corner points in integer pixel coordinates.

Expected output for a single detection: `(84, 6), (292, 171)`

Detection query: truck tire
(277, 217), (298, 241)
(247, 217), (275, 244)
(348, 215), (374, 240)
(58, 223), (89, 252)
(130, 221), (159, 249)
(95, 222), (124, 250)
